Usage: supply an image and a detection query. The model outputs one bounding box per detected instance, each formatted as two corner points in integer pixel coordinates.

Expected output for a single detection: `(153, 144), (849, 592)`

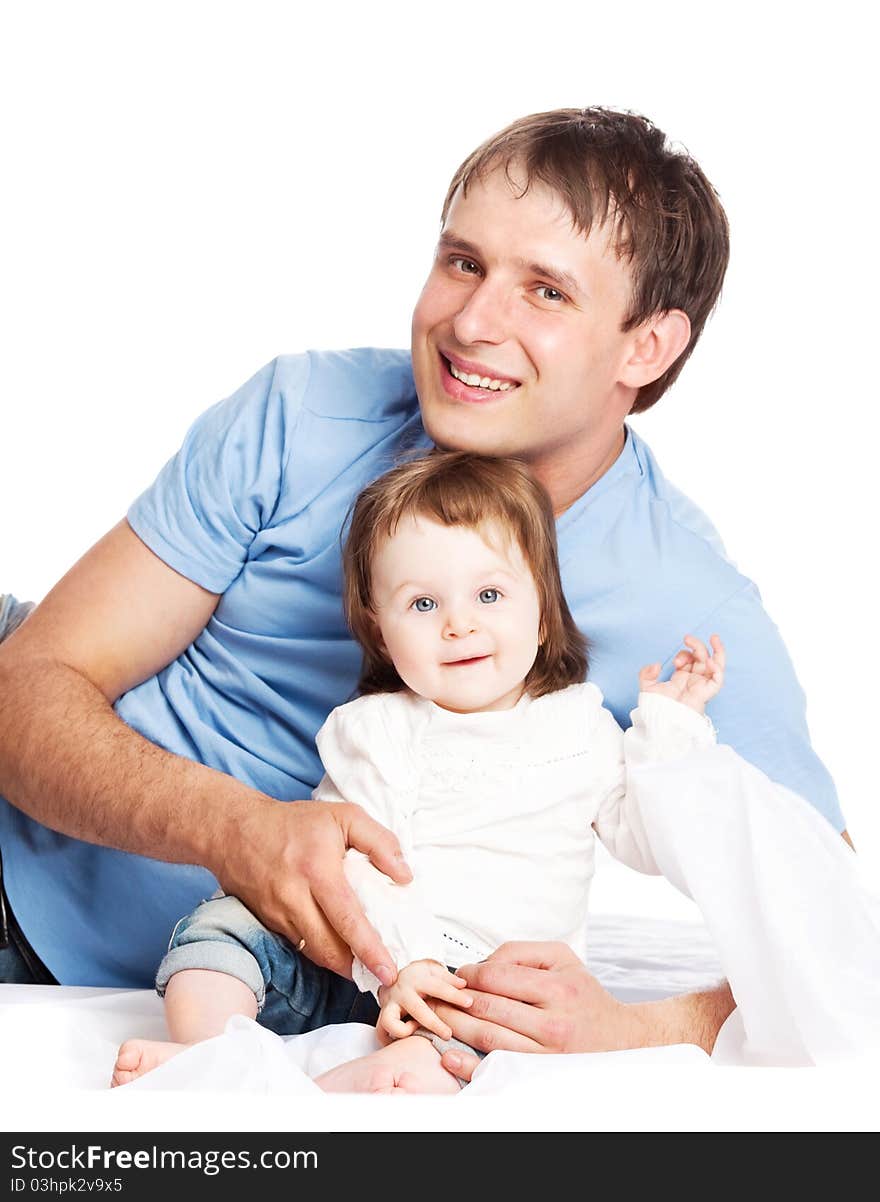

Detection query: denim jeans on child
(156, 893), (380, 1035)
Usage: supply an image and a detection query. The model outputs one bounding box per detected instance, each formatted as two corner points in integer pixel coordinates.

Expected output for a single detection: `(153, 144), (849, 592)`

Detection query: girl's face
(369, 515), (542, 714)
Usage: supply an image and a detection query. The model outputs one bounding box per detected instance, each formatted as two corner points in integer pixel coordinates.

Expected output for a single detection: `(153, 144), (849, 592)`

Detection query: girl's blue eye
(479, 588), (499, 604)
(413, 597), (436, 612)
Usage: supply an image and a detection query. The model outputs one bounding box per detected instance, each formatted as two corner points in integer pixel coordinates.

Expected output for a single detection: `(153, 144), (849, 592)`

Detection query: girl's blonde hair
(343, 451), (589, 697)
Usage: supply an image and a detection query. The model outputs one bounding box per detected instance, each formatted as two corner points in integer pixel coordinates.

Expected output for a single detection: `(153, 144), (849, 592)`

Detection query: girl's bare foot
(111, 1039), (189, 1087)
(315, 1034), (461, 1095)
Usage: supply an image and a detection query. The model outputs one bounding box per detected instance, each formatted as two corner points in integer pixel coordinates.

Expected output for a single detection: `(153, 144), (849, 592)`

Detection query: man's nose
(452, 278), (509, 346)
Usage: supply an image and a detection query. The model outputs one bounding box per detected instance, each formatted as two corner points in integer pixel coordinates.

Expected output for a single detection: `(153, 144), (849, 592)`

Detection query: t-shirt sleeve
(680, 583), (845, 831)
(126, 355), (309, 593)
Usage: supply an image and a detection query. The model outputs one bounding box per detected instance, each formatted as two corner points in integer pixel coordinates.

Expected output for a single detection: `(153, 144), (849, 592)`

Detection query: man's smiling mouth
(441, 352), (520, 393)
(446, 360), (515, 392)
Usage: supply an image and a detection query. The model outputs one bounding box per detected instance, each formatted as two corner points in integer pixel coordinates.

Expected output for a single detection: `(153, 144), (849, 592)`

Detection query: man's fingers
(484, 940), (579, 973)
(453, 961), (553, 1006)
(433, 1003), (544, 1054)
(290, 899), (351, 974)
(436, 976), (558, 1045)
(241, 884), (351, 976)
(343, 805), (413, 884)
(312, 872), (397, 986)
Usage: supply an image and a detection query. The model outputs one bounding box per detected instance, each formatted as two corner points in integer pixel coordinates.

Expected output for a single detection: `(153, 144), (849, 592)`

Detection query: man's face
(370, 516), (542, 715)
(411, 165), (638, 475)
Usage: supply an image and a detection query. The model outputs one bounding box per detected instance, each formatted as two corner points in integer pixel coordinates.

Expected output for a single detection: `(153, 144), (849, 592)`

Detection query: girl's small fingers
(408, 997), (453, 1041)
(425, 966), (466, 1004)
(398, 989), (423, 1020)
(710, 635), (727, 670)
(432, 981), (474, 1007)
(694, 638), (710, 663)
(379, 1008), (407, 1040)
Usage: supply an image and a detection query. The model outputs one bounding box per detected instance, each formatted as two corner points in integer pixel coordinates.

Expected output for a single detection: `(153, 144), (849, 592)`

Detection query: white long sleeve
(591, 692), (717, 873)
(342, 851), (447, 995)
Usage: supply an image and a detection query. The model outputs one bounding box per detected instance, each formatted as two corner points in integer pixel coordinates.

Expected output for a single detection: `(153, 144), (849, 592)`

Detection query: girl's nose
(443, 608), (478, 638)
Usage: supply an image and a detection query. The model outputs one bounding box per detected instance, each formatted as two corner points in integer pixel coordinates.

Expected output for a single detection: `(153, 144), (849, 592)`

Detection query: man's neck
(531, 426), (628, 518)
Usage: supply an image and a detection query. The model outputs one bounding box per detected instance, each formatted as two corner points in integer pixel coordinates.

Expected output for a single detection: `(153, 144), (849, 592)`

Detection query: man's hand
(432, 942), (629, 1061)
(639, 634), (725, 714)
(432, 941), (736, 1082)
(217, 798), (414, 986)
(376, 959), (473, 1043)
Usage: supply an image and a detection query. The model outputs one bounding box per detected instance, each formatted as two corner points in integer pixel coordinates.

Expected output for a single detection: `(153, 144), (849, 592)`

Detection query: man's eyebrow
(437, 232), (483, 260)
(517, 258), (585, 298)
(438, 232), (585, 298)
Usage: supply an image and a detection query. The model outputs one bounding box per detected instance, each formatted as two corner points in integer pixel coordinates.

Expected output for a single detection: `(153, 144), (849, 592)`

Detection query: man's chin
(418, 399), (524, 459)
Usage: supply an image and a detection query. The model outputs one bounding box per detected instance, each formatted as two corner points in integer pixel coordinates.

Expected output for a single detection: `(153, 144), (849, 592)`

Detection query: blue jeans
(1, 850), (57, 986)
(156, 893), (379, 1035)
(0, 594), (34, 642)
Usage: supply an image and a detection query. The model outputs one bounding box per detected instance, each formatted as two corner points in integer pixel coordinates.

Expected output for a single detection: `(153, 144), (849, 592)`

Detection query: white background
(1, 1), (877, 1131)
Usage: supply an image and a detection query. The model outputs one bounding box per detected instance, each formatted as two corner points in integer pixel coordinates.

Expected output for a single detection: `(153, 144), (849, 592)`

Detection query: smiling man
(0, 109), (847, 1063)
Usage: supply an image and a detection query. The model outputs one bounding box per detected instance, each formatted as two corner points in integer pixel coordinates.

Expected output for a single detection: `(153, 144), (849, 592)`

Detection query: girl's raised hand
(638, 634), (726, 714)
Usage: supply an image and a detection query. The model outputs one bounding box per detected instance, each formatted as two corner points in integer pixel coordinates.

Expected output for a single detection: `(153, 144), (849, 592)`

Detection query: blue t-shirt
(0, 348), (844, 987)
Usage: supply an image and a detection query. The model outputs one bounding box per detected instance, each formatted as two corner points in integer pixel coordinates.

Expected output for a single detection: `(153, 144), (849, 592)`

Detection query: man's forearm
(623, 981), (736, 1055)
(0, 655), (263, 871)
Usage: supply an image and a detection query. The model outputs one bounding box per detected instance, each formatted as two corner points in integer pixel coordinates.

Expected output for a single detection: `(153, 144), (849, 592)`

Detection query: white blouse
(311, 683), (715, 996)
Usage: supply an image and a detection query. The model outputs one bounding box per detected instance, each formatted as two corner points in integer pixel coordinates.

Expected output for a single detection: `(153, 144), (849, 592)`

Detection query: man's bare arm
(0, 521), (227, 857)
(0, 521), (409, 981)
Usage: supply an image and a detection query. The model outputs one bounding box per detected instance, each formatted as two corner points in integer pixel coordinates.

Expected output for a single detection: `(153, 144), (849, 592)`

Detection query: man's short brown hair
(344, 451), (588, 698)
(442, 107), (730, 412)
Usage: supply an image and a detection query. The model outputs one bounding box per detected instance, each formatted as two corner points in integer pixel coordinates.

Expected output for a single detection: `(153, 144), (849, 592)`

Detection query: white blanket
(3, 745), (879, 1129)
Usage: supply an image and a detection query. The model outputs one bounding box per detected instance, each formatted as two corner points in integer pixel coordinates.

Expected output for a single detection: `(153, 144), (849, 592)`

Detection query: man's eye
(412, 597), (437, 612)
(536, 285), (565, 302)
(452, 257), (481, 275)
(479, 588), (500, 604)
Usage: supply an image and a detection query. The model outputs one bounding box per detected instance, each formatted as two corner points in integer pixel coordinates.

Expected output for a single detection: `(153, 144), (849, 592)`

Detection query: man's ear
(619, 310), (691, 390)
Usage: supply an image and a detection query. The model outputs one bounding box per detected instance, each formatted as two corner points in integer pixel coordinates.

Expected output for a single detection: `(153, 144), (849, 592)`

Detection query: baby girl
(113, 450), (723, 1093)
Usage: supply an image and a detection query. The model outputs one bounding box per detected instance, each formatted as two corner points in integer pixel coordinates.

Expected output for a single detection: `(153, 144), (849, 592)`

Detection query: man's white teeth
(448, 361), (514, 391)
